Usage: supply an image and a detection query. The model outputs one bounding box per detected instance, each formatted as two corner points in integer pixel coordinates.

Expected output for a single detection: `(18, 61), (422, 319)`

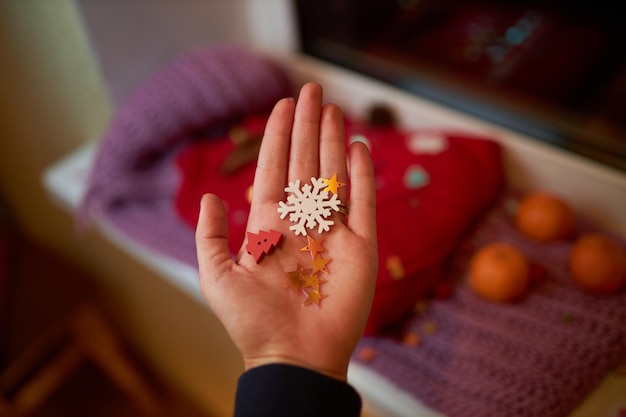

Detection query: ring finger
(319, 103), (349, 210)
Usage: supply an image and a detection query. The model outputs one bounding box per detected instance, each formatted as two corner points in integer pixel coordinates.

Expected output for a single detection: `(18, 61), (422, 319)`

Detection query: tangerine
(569, 233), (626, 296)
(469, 242), (530, 302)
(516, 192), (575, 243)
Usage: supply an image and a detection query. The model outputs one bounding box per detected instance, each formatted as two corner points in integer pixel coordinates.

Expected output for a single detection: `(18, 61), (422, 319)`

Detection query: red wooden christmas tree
(245, 229), (282, 263)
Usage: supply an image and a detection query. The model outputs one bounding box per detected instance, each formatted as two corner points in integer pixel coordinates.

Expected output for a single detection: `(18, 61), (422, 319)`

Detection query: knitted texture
(354, 192), (626, 417)
(79, 44), (292, 265)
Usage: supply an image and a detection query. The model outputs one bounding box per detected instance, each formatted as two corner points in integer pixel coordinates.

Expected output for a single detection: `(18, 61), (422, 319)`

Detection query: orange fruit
(569, 233), (626, 296)
(469, 242), (530, 302)
(516, 192), (575, 243)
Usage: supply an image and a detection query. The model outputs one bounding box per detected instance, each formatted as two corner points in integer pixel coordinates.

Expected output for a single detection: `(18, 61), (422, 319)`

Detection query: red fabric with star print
(174, 117), (503, 334)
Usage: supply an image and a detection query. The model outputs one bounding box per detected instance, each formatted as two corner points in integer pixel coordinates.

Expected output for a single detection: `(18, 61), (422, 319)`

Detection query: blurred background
(0, 1), (624, 416)
(297, 0), (626, 172)
(0, 1), (277, 415)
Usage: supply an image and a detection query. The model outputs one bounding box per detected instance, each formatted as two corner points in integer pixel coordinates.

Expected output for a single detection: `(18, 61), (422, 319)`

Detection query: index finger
(250, 97), (295, 206)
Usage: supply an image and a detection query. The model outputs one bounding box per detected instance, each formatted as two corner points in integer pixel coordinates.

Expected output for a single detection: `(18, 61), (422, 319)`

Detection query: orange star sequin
(300, 235), (327, 260)
(301, 272), (327, 291)
(386, 255), (405, 280)
(403, 332), (421, 347)
(357, 347), (377, 362)
(422, 321), (437, 335)
(322, 173), (346, 195)
(285, 264), (307, 292)
(308, 254), (331, 274)
(302, 288), (328, 307)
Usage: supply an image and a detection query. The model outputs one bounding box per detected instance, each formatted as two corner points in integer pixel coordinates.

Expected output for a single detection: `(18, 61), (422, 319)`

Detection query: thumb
(195, 193), (235, 282)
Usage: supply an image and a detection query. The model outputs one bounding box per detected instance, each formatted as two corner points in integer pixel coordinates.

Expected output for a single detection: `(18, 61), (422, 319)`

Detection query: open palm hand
(195, 83), (377, 381)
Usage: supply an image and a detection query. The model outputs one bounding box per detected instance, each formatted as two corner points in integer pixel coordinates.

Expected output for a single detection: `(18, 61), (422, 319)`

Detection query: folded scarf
(79, 44), (292, 265)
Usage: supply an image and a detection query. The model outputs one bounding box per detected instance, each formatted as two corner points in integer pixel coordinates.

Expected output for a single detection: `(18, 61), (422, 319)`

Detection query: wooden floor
(0, 223), (209, 416)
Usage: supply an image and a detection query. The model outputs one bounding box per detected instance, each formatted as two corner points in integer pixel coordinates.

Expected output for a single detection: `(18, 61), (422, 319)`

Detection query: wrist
(243, 353), (348, 382)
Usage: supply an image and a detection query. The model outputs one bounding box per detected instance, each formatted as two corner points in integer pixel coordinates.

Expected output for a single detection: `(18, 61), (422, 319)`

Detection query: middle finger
(288, 82), (322, 182)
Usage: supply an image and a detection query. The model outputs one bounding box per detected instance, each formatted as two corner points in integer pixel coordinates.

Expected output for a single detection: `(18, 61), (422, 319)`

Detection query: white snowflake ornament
(278, 177), (341, 236)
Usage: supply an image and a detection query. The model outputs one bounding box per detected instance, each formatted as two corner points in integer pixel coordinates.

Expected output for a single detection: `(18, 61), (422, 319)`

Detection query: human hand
(195, 82), (377, 381)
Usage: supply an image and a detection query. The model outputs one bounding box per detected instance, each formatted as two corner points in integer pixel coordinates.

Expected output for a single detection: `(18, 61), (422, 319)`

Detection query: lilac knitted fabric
(355, 192), (626, 417)
(80, 44), (292, 265)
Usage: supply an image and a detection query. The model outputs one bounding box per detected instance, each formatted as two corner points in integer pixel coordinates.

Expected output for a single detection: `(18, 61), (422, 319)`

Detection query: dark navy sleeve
(233, 364), (362, 417)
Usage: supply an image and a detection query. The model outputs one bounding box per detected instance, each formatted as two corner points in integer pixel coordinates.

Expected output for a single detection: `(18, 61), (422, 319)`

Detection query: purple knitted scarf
(79, 44), (293, 266)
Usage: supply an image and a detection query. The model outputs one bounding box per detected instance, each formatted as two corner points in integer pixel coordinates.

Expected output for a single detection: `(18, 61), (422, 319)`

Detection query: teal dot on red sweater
(404, 165), (429, 189)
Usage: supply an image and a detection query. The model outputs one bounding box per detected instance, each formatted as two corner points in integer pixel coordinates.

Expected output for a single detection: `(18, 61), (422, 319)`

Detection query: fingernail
(349, 134), (371, 152)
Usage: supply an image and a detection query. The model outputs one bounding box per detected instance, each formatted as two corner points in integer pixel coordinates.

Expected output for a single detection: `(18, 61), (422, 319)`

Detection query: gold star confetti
(300, 235), (327, 260)
(302, 288), (327, 307)
(386, 256), (405, 279)
(285, 264), (307, 292)
(403, 332), (421, 347)
(308, 254), (331, 275)
(357, 347), (377, 362)
(322, 173), (346, 195)
(414, 300), (428, 313)
(422, 321), (437, 335)
(301, 272), (327, 292)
